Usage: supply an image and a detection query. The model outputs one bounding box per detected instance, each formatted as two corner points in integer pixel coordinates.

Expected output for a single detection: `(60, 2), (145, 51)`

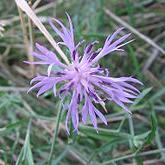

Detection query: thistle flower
(26, 14), (142, 134)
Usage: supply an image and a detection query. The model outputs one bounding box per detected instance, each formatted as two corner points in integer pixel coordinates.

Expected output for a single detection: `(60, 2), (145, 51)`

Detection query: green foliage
(16, 121), (34, 165)
(0, 0), (165, 164)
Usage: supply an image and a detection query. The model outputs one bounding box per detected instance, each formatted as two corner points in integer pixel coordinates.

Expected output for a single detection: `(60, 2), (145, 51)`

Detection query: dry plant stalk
(28, 0), (35, 75)
(32, 0), (42, 9)
(104, 8), (165, 55)
(17, 6), (35, 76)
(15, 0), (70, 65)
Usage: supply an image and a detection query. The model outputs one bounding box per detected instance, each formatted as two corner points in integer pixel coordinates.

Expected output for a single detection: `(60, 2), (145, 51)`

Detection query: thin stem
(117, 116), (126, 132)
(128, 115), (135, 164)
(28, 0), (35, 76)
(48, 102), (63, 165)
(128, 115), (134, 148)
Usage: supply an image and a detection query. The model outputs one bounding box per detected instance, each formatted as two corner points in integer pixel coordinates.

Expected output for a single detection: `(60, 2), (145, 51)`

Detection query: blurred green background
(0, 0), (165, 164)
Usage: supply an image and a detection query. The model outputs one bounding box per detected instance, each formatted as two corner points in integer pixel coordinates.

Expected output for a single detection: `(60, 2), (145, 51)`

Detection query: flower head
(26, 14), (142, 134)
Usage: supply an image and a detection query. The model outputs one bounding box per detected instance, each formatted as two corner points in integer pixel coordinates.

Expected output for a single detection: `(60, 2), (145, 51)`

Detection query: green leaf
(131, 87), (152, 108)
(87, 138), (126, 164)
(135, 157), (143, 165)
(133, 131), (150, 148)
(149, 87), (165, 102)
(79, 125), (133, 141)
(135, 111), (158, 154)
(146, 111), (157, 144)
(0, 120), (27, 135)
(16, 120), (34, 165)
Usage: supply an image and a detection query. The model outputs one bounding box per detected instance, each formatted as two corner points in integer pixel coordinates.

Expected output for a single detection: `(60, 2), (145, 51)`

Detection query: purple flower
(26, 14), (142, 134)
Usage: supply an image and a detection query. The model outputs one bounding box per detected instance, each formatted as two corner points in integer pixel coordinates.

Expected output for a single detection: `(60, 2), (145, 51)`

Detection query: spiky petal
(26, 14), (142, 133)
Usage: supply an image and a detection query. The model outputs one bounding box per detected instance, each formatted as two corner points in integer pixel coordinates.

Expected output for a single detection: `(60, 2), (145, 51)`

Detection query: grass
(0, 0), (165, 164)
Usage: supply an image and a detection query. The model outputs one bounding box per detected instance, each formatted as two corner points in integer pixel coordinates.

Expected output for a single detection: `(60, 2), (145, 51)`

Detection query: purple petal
(105, 27), (124, 44)
(32, 52), (48, 61)
(65, 12), (74, 40)
(28, 82), (44, 93)
(119, 82), (140, 93)
(36, 43), (49, 54)
(70, 91), (79, 131)
(36, 84), (53, 97)
(91, 29), (132, 63)
(65, 110), (71, 135)
(109, 33), (131, 49)
(30, 76), (46, 85)
(112, 97), (131, 114)
(24, 61), (49, 65)
(88, 99), (98, 131)
(94, 108), (107, 125)
(49, 15), (76, 59)
(49, 19), (63, 37)
(53, 84), (56, 96)
(47, 63), (54, 76)
(82, 99), (88, 124)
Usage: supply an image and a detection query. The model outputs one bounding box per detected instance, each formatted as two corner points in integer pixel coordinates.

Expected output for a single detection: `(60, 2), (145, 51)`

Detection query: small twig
(104, 8), (165, 55)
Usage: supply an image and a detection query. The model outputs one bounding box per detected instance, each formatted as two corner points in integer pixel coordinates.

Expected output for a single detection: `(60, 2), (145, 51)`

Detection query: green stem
(117, 116), (126, 132)
(48, 102), (63, 165)
(103, 148), (165, 165)
(128, 115), (134, 148)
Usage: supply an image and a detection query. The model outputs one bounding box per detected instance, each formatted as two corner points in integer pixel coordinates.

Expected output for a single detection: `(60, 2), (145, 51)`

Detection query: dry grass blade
(143, 70), (163, 88)
(15, 0), (70, 65)
(143, 31), (165, 71)
(143, 49), (159, 71)
(0, 24), (5, 37)
(17, 6), (35, 76)
(32, 0), (42, 9)
(104, 8), (165, 55)
(0, 87), (28, 92)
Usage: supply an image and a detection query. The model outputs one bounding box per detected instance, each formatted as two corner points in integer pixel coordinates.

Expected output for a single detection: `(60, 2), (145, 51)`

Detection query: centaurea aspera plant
(26, 14), (142, 134)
